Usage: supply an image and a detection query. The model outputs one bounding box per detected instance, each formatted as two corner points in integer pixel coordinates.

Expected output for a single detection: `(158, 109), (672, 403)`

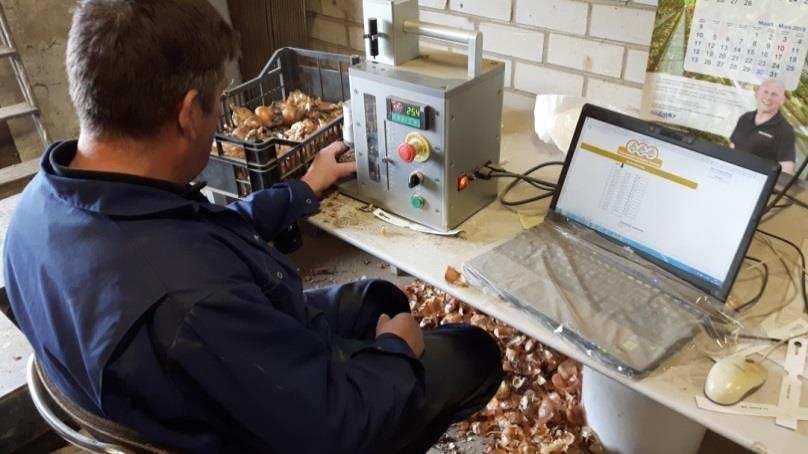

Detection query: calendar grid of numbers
(684, 0), (808, 91)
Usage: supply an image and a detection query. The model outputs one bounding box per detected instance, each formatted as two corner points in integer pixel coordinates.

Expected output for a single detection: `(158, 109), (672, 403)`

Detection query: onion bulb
(282, 106), (300, 125)
(243, 115), (262, 130)
(254, 106), (275, 127)
(230, 103), (254, 127)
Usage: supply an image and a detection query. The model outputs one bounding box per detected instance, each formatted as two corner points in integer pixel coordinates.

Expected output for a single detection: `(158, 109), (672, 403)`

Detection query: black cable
(756, 229), (807, 314)
(771, 200), (794, 210)
(763, 158), (808, 215)
(772, 190), (808, 211)
(735, 256), (769, 312)
(475, 162), (565, 206)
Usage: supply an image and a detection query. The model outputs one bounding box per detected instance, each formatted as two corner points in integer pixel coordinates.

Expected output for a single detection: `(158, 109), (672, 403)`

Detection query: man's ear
(178, 89), (202, 140)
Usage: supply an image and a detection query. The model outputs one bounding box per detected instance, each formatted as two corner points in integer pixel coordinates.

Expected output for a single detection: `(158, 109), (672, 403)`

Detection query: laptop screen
(554, 116), (770, 290)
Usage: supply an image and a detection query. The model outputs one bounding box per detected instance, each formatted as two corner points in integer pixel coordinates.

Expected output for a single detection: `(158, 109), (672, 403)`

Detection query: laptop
(464, 104), (780, 375)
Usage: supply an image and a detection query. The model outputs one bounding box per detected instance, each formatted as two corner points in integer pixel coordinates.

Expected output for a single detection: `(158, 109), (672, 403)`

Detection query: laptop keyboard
(554, 242), (698, 345)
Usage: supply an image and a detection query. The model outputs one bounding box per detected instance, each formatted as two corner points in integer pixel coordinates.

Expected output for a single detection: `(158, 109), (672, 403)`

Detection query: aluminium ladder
(0, 2), (49, 150)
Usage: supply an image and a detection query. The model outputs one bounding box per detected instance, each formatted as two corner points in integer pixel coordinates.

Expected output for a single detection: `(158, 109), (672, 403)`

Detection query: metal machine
(341, 0), (504, 232)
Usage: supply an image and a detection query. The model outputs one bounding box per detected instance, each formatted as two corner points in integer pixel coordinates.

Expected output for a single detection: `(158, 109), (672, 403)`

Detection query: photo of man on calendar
(730, 79), (797, 175)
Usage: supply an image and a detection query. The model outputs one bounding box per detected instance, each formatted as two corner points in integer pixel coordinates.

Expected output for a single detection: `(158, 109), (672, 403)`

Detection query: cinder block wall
(306, 0), (658, 114)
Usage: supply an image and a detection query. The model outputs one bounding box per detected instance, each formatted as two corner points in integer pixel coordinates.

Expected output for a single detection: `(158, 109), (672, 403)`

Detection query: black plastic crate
(203, 47), (359, 199)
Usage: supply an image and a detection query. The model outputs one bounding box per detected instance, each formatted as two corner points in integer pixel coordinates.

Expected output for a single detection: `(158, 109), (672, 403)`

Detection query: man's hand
(300, 142), (357, 196)
(376, 313), (425, 358)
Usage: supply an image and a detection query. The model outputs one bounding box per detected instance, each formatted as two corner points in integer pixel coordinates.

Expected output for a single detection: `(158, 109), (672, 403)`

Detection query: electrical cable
(474, 161), (565, 207)
(737, 236), (797, 321)
(756, 229), (807, 315)
(734, 256), (769, 312)
(772, 190), (808, 211)
(762, 157), (808, 215)
(759, 330), (808, 362)
(771, 200), (794, 210)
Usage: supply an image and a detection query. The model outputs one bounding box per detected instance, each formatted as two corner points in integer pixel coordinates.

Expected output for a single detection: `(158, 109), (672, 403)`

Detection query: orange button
(457, 174), (470, 191)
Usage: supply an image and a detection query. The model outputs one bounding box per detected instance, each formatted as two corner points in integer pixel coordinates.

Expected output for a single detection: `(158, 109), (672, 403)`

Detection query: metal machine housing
(344, 52), (504, 231)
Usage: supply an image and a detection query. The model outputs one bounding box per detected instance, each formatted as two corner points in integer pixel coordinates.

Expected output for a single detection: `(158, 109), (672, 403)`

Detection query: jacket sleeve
(167, 283), (425, 453)
(226, 180), (320, 241)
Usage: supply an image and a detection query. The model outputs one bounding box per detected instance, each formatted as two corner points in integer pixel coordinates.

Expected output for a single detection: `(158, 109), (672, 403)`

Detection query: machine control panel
(346, 49), (504, 231)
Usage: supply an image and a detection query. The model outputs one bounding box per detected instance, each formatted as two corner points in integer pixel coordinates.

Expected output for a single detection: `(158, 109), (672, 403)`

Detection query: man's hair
(67, 0), (239, 137)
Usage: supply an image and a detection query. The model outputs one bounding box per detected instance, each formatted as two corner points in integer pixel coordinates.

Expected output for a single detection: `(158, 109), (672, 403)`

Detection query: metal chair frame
(26, 354), (169, 453)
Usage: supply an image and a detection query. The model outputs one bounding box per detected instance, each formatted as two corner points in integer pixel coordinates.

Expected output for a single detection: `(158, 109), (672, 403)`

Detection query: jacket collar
(38, 141), (227, 217)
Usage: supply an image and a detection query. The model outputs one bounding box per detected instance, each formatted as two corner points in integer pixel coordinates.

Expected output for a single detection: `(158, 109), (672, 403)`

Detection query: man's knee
(465, 324), (504, 384)
(429, 324), (503, 382)
(361, 279), (411, 316)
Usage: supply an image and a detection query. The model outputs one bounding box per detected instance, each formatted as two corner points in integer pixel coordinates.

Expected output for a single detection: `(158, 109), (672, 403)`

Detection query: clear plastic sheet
(462, 213), (743, 378)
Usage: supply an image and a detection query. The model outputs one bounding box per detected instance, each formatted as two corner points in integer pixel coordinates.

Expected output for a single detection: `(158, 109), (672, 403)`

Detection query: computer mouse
(704, 356), (767, 405)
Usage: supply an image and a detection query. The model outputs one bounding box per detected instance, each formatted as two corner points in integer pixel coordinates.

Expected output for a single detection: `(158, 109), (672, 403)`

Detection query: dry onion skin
(405, 281), (602, 453)
(444, 266), (469, 287)
(218, 90), (344, 160)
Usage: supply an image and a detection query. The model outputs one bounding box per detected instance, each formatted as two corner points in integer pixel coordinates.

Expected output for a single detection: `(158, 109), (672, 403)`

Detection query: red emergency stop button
(398, 142), (416, 163)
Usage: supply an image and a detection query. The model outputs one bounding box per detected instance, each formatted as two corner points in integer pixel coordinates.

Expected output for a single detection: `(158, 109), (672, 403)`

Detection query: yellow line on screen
(581, 143), (698, 190)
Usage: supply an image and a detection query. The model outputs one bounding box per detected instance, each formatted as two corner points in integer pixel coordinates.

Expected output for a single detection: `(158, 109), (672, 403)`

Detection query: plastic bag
(534, 95), (628, 155)
(463, 213), (742, 378)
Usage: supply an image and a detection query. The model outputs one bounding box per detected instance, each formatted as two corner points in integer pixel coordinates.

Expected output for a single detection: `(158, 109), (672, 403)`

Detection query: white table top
(0, 99), (805, 450)
(308, 95), (808, 453)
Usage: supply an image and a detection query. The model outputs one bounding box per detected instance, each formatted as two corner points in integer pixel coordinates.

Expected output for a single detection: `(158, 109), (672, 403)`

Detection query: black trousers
(305, 280), (504, 454)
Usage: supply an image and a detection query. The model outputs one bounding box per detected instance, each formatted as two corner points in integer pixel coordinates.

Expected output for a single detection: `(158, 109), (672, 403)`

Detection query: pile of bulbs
(215, 90), (342, 159)
(405, 281), (600, 453)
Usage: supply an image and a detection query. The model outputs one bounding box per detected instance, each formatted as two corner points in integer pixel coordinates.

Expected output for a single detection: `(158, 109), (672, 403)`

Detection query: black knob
(408, 172), (423, 189)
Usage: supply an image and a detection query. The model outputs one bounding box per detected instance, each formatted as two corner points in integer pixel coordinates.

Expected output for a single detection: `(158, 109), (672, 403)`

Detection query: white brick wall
(589, 4), (656, 46)
(479, 23), (543, 62)
(514, 0), (588, 35)
(448, 0), (511, 22)
(624, 49), (650, 84)
(419, 9), (474, 30)
(547, 34), (623, 78)
(515, 62), (584, 97)
(418, 0), (447, 8)
(306, 0), (656, 113)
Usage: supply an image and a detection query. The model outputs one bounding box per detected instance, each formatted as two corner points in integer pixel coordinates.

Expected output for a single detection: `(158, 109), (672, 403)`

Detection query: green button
(410, 195), (425, 209)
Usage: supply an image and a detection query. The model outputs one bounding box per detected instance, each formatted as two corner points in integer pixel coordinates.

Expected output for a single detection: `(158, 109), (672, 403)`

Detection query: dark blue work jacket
(4, 142), (423, 452)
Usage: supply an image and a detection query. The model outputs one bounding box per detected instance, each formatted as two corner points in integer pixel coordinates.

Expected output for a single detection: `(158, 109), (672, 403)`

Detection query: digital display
(404, 105), (421, 119)
(388, 97), (428, 130)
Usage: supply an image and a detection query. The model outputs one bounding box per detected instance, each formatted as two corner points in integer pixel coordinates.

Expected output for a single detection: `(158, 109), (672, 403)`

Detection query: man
(4, 1), (502, 452)
(730, 79), (796, 174)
